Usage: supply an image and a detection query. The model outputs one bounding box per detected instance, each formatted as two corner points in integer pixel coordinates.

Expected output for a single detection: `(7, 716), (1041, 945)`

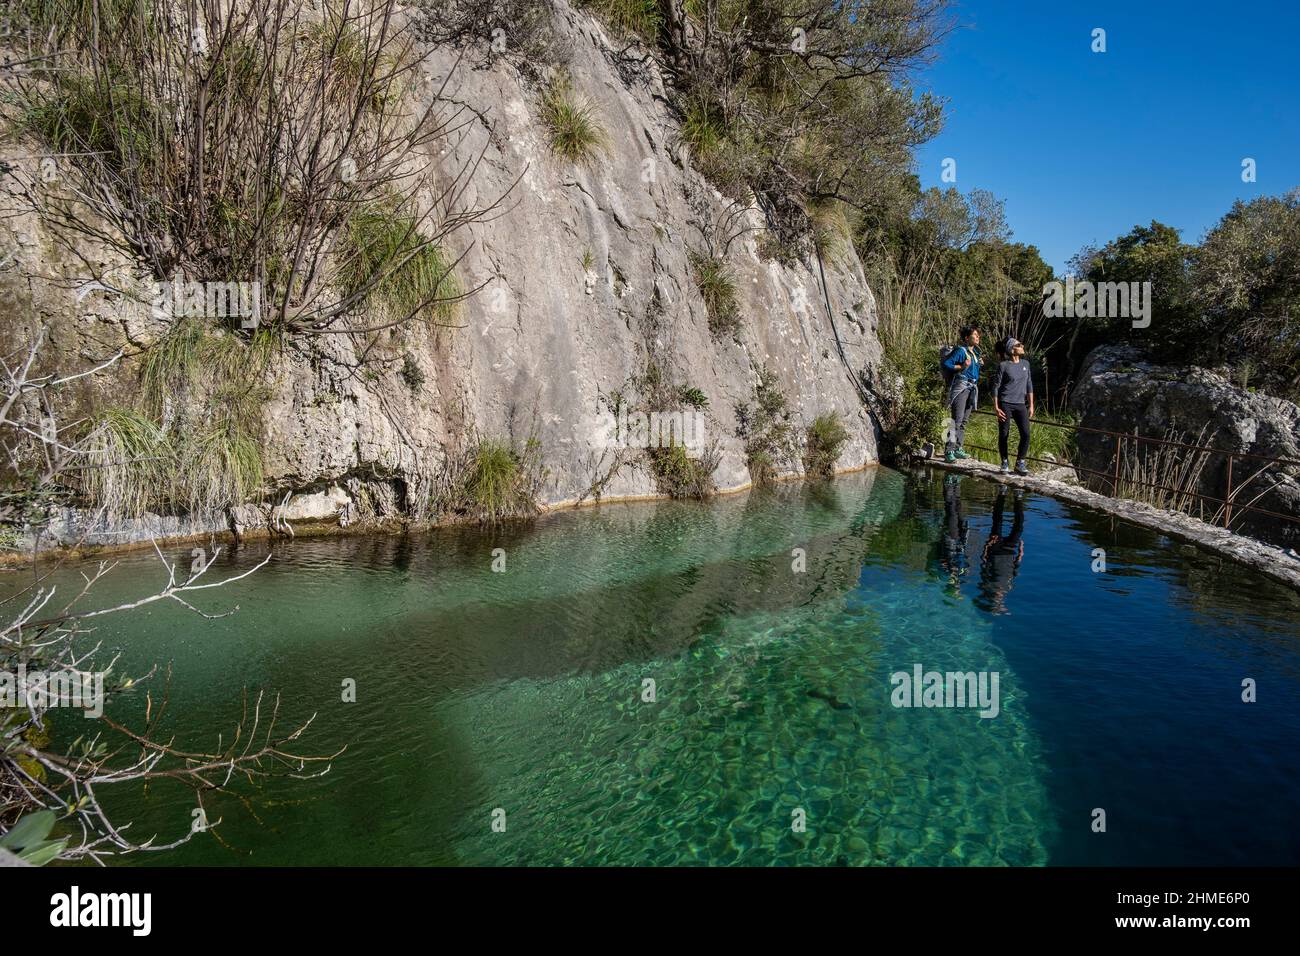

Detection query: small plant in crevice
(804, 412), (850, 480)
(401, 353), (426, 391)
(647, 440), (721, 501)
(539, 73), (609, 165)
(678, 385), (709, 409)
(736, 365), (795, 486)
(688, 249), (740, 337)
(436, 435), (546, 524)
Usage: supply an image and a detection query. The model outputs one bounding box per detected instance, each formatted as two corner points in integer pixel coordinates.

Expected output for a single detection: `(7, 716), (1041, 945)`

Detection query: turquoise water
(21, 467), (1300, 865)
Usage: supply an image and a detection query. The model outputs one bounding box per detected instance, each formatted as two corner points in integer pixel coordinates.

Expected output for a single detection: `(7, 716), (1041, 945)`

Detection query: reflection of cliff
(366, 467), (906, 690)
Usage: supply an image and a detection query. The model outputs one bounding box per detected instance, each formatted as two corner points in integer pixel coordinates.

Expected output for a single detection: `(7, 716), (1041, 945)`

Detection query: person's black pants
(998, 402), (1030, 461)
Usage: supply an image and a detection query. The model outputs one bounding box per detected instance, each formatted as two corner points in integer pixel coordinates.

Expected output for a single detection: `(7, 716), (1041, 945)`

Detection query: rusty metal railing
(956, 409), (1300, 530)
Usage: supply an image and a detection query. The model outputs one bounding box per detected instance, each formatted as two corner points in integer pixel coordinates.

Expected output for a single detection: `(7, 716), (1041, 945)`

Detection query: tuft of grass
(296, 15), (403, 111)
(736, 365), (795, 486)
(23, 73), (166, 179)
(688, 250), (740, 337)
(175, 418), (264, 519)
(82, 407), (170, 520)
(804, 412), (850, 479)
(681, 95), (727, 158)
(465, 440), (518, 518)
(437, 436), (546, 524)
(581, 0), (663, 40)
(539, 75), (609, 165)
(647, 442), (719, 500)
(84, 321), (271, 521)
(338, 202), (461, 323)
(810, 199), (852, 263)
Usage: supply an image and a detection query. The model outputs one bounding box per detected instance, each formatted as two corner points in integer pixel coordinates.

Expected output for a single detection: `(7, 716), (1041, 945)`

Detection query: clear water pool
(24, 467), (1300, 865)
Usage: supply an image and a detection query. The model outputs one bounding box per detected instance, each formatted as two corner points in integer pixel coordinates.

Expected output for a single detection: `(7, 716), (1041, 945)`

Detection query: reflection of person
(978, 485), (1025, 614)
(940, 474), (970, 595)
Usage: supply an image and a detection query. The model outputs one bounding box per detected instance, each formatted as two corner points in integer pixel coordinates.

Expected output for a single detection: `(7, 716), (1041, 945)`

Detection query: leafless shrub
(1, 326), (333, 864)
(4, 0), (513, 337)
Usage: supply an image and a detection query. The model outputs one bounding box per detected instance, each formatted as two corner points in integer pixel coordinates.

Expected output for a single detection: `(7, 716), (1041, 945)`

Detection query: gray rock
(0, 2), (885, 549)
(1070, 345), (1300, 548)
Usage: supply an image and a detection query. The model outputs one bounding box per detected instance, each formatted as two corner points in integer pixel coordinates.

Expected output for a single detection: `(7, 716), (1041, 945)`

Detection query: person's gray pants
(947, 385), (976, 453)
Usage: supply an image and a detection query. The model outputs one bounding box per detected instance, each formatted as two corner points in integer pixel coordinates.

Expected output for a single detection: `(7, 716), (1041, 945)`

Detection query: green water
(21, 466), (1300, 865)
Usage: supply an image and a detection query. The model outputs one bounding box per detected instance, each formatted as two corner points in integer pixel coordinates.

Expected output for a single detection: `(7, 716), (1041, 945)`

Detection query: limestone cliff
(0, 1), (884, 548)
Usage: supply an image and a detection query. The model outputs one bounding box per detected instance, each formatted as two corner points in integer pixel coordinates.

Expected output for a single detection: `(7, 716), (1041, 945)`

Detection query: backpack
(939, 345), (962, 386)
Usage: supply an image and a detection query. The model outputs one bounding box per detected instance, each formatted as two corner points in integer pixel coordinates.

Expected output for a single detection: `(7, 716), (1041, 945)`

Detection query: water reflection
(977, 485), (1026, 614)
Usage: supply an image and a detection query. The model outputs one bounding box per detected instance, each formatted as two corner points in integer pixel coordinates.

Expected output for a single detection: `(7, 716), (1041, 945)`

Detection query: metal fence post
(1224, 454), (1234, 528)
(1112, 433), (1123, 494)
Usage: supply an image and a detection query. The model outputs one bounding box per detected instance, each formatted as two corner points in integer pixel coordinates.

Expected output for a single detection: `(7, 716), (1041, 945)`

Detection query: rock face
(1070, 345), (1300, 548)
(0, 2), (884, 547)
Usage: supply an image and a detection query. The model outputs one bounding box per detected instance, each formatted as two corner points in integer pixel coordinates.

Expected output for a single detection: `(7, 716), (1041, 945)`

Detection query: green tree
(1191, 190), (1300, 395)
(1065, 221), (1196, 373)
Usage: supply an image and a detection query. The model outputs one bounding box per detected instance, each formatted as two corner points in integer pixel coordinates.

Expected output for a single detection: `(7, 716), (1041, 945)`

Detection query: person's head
(1004, 336), (1025, 358)
(959, 324), (980, 346)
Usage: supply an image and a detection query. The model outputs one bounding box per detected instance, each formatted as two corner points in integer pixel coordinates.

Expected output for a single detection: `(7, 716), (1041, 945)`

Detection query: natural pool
(26, 467), (1300, 865)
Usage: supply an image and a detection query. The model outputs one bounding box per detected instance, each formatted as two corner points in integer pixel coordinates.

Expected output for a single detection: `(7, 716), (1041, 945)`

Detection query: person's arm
(992, 362), (1005, 420)
(1026, 366), (1035, 418)
(942, 346), (968, 371)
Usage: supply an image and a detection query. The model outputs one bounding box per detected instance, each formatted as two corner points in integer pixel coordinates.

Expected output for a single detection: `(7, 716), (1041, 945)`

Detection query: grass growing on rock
(438, 436), (546, 524)
(688, 250), (740, 337)
(539, 75), (609, 165)
(804, 412), (850, 479)
(338, 202), (461, 323)
(82, 408), (170, 520)
(580, 0), (663, 40)
(736, 365), (796, 486)
(647, 441), (721, 500)
(82, 322), (273, 521)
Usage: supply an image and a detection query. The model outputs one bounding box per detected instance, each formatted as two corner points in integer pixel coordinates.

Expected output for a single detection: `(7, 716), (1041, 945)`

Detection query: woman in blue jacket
(942, 325), (981, 463)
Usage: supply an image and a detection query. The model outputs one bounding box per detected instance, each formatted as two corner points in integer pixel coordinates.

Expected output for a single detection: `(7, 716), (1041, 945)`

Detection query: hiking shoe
(1015, 459), (1029, 475)
(945, 450), (957, 463)
(954, 448), (971, 460)
(999, 459), (1010, 474)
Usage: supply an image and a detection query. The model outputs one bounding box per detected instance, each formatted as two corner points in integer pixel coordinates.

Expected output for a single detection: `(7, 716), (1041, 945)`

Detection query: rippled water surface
(20, 467), (1300, 865)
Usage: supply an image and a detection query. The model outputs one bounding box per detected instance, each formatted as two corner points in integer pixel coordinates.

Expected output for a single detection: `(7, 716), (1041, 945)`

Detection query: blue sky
(913, 0), (1300, 272)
